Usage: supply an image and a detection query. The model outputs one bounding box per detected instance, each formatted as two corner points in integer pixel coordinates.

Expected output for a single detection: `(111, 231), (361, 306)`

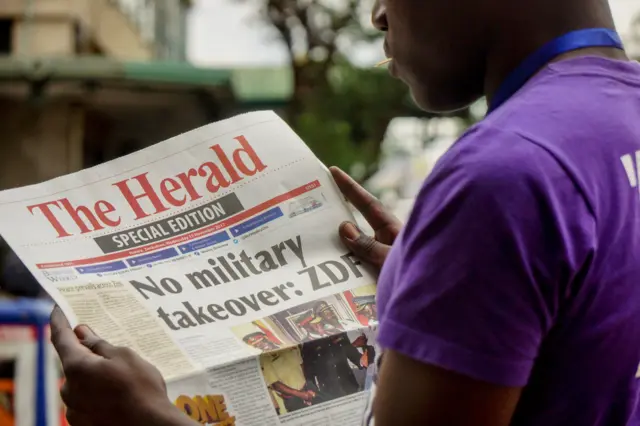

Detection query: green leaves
(292, 61), (412, 173)
(242, 0), (416, 174)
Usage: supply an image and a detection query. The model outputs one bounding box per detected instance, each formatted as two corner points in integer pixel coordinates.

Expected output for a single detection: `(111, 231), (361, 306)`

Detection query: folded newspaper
(0, 111), (379, 425)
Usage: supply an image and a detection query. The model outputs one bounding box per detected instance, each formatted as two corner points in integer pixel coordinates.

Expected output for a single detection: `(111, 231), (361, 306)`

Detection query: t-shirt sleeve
(377, 126), (596, 387)
(261, 356), (278, 386)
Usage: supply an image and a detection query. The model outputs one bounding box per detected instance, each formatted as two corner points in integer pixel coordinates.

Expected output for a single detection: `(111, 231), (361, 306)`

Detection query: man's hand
(271, 383), (316, 403)
(50, 307), (196, 426)
(330, 167), (402, 269)
(351, 334), (368, 348)
(360, 352), (370, 368)
(300, 390), (316, 401)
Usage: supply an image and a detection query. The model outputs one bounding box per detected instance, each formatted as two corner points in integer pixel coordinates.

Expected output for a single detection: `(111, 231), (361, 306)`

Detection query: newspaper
(0, 111), (379, 426)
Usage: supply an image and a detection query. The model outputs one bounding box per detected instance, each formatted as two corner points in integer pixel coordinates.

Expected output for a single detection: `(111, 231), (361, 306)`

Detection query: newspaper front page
(0, 111), (379, 426)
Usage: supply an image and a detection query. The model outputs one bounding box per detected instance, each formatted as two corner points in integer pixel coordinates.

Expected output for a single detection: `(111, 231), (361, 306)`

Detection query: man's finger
(75, 325), (120, 359)
(339, 221), (390, 268)
(60, 380), (78, 409)
(50, 307), (92, 366)
(330, 167), (401, 234)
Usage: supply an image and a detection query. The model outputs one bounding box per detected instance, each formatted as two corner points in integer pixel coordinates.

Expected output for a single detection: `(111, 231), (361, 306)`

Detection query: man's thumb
(75, 325), (118, 359)
(339, 222), (388, 268)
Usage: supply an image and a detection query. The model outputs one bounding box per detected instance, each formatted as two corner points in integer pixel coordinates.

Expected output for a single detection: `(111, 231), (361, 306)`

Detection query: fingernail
(74, 325), (95, 340)
(340, 222), (360, 241)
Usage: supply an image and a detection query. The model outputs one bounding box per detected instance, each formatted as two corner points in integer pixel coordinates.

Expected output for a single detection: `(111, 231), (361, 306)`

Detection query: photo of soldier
(251, 295), (379, 415)
(342, 285), (378, 326)
(243, 332), (279, 352)
(353, 295), (377, 326)
(300, 331), (376, 402)
(260, 347), (325, 415)
(294, 310), (328, 342)
(268, 295), (361, 344)
(314, 301), (361, 333)
(232, 320), (289, 353)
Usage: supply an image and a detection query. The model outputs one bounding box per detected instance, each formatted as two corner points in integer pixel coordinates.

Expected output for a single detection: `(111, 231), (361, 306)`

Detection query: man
(242, 332), (279, 352)
(301, 332), (369, 400)
(313, 301), (360, 332)
(353, 295), (377, 325)
(49, 0), (640, 424)
(350, 332), (377, 391)
(294, 311), (327, 342)
(259, 347), (318, 414)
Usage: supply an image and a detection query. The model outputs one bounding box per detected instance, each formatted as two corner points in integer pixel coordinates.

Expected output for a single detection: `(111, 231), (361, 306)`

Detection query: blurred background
(0, 0), (638, 296)
(0, 2), (637, 423)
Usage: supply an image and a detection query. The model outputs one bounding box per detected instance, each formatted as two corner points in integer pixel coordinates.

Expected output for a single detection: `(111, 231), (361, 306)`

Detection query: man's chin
(410, 87), (479, 114)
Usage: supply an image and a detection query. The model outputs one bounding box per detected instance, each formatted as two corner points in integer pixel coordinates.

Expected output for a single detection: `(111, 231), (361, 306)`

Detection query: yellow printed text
(175, 394), (236, 425)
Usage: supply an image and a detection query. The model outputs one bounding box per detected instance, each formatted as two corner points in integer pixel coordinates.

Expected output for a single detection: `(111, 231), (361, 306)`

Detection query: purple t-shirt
(370, 56), (640, 425)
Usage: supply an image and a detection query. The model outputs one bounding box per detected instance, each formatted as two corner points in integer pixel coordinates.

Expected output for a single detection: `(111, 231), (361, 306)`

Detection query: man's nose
(371, 0), (388, 31)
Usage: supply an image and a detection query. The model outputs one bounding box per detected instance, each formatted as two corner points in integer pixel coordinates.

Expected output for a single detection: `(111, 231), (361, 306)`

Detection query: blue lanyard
(488, 28), (624, 113)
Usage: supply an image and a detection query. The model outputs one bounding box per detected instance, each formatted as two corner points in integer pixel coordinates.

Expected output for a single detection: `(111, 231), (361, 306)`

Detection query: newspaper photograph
(0, 111), (379, 425)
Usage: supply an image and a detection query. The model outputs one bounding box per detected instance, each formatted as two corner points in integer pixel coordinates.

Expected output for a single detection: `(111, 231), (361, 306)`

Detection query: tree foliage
(247, 0), (421, 173)
(294, 60), (418, 173)
(256, 0), (376, 101)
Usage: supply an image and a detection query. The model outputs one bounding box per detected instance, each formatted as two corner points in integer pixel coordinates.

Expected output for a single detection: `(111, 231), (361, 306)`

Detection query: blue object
(178, 231), (230, 254)
(0, 298), (53, 426)
(230, 207), (283, 237)
(77, 261), (128, 274)
(0, 298), (51, 326)
(489, 28), (624, 113)
(126, 247), (178, 267)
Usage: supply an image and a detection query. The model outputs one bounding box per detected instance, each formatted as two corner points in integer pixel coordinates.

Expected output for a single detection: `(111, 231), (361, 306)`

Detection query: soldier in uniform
(353, 295), (378, 325)
(242, 331), (279, 352)
(295, 311), (329, 342)
(301, 332), (375, 401)
(314, 302), (359, 333)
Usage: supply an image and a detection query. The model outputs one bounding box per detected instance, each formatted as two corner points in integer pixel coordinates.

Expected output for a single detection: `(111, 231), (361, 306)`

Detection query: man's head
(296, 311), (316, 332)
(372, 0), (489, 112)
(355, 295), (377, 320)
(243, 332), (278, 351)
(372, 0), (617, 112)
(315, 302), (337, 321)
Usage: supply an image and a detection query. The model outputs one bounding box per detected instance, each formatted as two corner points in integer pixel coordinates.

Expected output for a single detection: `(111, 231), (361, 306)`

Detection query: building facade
(0, 0), (291, 190)
(0, 0), (191, 189)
